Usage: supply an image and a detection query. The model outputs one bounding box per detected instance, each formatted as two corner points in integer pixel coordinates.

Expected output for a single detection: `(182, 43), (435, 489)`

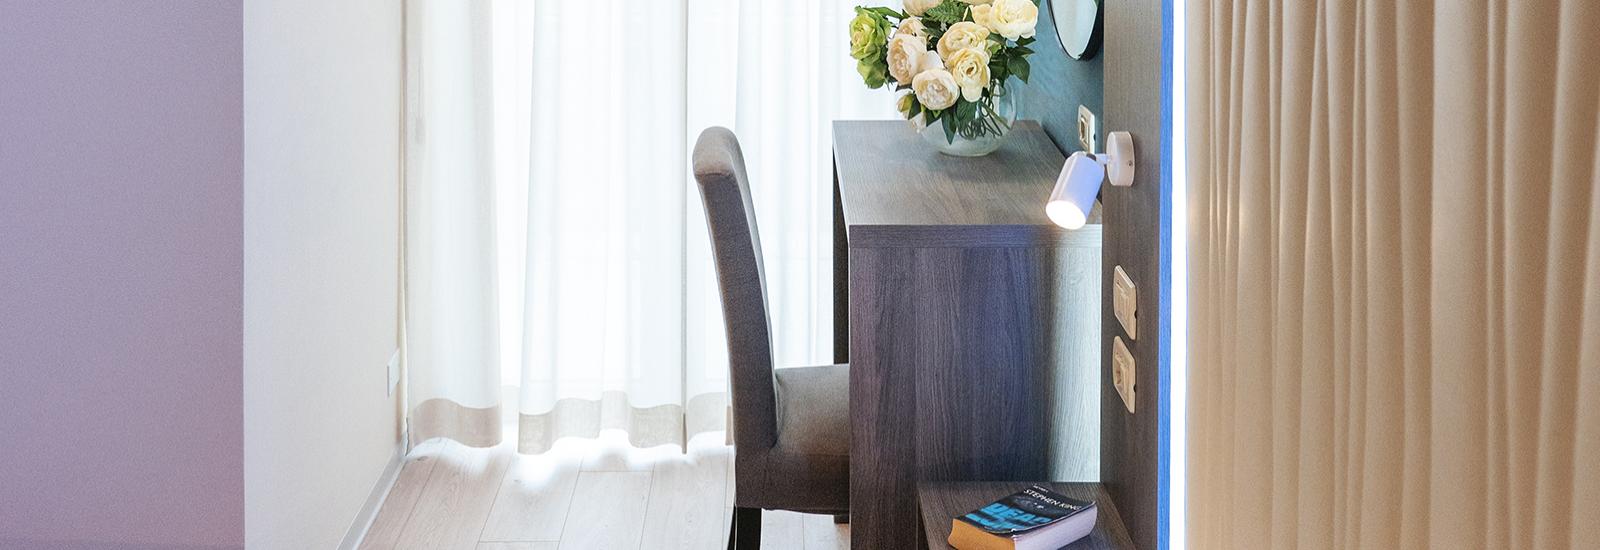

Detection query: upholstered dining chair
(692, 127), (851, 550)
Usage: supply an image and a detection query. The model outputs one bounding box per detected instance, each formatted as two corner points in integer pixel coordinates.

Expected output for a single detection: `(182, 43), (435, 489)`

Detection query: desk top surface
(832, 120), (1099, 248)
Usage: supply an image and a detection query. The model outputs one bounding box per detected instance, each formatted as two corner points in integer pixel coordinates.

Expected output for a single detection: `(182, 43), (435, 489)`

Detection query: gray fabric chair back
(692, 127), (778, 452)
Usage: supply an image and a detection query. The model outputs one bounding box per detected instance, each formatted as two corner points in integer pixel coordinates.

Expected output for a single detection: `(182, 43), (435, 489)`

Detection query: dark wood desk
(833, 120), (1103, 549)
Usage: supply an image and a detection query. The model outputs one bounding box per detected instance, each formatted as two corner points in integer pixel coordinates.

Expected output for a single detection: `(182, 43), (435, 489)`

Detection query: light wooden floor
(359, 431), (849, 550)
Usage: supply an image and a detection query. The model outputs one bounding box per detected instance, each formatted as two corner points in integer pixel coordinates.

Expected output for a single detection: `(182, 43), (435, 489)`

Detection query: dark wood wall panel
(1101, 0), (1172, 549)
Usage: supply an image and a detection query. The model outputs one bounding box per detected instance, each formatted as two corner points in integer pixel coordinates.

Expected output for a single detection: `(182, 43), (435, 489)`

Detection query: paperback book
(947, 485), (1097, 550)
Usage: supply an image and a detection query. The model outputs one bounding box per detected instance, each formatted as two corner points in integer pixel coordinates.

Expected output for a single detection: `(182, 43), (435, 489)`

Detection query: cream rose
(943, 47), (990, 102)
(902, 0), (941, 17)
(887, 34), (930, 85)
(896, 17), (928, 39)
(912, 69), (959, 110)
(972, 0), (1038, 40)
(936, 21), (991, 60)
(914, 49), (943, 75)
(956, 0), (993, 4)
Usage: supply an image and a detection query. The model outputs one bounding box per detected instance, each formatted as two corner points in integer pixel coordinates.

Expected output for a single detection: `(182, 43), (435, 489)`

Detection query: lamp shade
(1046, 151), (1104, 229)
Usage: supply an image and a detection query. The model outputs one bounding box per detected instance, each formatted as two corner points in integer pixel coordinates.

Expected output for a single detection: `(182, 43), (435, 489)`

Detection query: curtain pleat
(404, 0), (505, 446)
(1188, 0), (1600, 547)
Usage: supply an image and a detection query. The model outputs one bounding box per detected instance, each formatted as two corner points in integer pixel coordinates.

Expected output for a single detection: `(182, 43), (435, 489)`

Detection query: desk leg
(849, 247), (920, 550)
(833, 165), (849, 365)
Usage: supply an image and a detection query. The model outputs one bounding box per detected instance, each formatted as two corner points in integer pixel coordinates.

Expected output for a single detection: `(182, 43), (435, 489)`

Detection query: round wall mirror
(1048, 0), (1102, 60)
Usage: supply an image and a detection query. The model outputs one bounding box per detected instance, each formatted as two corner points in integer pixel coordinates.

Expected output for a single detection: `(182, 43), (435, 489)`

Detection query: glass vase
(915, 83), (1019, 157)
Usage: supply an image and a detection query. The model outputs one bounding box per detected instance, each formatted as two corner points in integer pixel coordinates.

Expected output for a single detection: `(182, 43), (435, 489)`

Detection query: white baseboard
(338, 440), (408, 550)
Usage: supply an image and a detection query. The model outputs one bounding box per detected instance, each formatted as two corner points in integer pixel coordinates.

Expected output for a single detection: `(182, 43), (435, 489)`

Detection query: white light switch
(1113, 337), (1136, 414)
(1113, 265), (1137, 340)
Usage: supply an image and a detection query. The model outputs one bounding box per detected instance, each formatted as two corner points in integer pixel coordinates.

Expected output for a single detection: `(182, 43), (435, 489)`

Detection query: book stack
(947, 485), (1097, 550)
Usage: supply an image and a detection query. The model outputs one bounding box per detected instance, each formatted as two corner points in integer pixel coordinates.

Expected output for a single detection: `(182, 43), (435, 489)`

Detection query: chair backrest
(692, 127), (778, 452)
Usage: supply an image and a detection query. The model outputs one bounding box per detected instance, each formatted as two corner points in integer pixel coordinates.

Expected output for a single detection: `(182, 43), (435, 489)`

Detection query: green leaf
(990, 56), (1010, 82)
(865, 6), (906, 19)
(942, 114), (958, 143)
(1008, 56), (1031, 83)
(1011, 46), (1034, 56)
(956, 99), (976, 122)
(897, 93), (915, 115)
(858, 59), (888, 89)
(923, 0), (968, 24)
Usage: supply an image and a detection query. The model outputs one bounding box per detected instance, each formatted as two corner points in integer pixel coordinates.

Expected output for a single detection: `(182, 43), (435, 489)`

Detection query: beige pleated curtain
(1187, 1), (1600, 548)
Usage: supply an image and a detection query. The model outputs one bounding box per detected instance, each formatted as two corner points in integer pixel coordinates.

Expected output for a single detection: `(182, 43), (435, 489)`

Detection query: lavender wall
(0, 2), (244, 547)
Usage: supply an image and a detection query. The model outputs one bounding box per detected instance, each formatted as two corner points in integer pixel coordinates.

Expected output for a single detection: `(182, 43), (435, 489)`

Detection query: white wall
(243, 1), (404, 548)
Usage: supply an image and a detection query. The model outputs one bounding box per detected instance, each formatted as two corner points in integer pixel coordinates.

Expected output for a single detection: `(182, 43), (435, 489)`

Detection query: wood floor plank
(479, 442), (583, 542)
(361, 440), (445, 550)
(638, 444), (730, 549)
(580, 431), (679, 472)
(477, 543), (557, 550)
(395, 441), (513, 550)
(801, 513), (850, 550)
(363, 437), (776, 550)
(555, 471), (653, 550)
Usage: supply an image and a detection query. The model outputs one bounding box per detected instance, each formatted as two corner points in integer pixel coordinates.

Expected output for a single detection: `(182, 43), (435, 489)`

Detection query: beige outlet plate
(1112, 336), (1136, 413)
(1113, 265), (1137, 340)
(1077, 105), (1097, 153)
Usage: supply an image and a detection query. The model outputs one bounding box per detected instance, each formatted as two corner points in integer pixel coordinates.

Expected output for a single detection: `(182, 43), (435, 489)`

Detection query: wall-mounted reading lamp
(1046, 130), (1135, 229)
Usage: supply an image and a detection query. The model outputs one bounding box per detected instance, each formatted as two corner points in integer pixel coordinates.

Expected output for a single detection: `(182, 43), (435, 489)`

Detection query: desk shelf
(919, 482), (1135, 550)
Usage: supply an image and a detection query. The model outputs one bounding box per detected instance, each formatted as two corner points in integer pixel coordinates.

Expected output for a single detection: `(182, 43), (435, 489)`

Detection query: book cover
(957, 485), (1094, 535)
(949, 485), (1097, 550)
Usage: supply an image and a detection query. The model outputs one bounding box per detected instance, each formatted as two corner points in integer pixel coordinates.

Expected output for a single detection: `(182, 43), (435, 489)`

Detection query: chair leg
(833, 513), (850, 524)
(729, 506), (762, 550)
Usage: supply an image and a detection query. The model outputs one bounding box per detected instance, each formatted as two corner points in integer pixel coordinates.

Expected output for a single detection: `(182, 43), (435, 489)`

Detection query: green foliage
(952, 96), (1012, 142)
(859, 6), (907, 19)
(1007, 56), (1031, 83)
(857, 58), (888, 89)
(923, 0), (968, 25)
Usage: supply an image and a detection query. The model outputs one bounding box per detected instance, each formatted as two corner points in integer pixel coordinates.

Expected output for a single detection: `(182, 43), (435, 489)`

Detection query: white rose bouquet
(849, 0), (1039, 144)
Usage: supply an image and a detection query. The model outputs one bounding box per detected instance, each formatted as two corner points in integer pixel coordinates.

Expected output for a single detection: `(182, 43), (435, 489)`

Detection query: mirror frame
(1047, 0), (1103, 61)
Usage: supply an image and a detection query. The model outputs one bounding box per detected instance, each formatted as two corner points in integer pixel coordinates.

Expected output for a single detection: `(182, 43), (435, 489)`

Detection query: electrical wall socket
(1077, 105), (1097, 153)
(1112, 336), (1136, 414)
(1113, 265), (1137, 340)
(387, 349), (400, 396)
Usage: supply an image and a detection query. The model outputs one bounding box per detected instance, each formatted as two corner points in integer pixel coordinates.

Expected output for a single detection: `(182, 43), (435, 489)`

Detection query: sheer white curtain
(404, 0), (896, 453)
